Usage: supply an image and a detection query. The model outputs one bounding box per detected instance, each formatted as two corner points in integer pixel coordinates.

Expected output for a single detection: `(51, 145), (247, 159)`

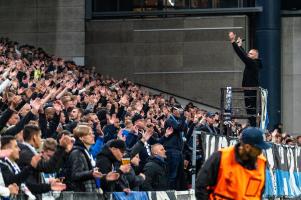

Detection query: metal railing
(8, 190), (196, 200)
(220, 87), (262, 136)
(92, 0), (255, 12)
(87, 0), (260, 19)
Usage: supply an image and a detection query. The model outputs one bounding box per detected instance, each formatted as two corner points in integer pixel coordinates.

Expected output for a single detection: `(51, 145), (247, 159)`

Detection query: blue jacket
(89, 136), (104, 159)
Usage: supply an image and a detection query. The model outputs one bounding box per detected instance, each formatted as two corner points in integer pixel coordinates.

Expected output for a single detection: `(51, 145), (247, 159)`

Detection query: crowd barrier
(11, 190), (196, 200)
(110, 190), (195, 200)
(195, 131), (301, 199)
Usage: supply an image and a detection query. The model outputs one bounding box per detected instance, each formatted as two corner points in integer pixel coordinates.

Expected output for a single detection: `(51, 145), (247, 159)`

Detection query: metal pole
(220, 88), (224, 134)
(85, 0), (93, 19)
(117, 0), (120, 11)
(256, 88), (261, 127)
(191, 130), (198, 190)
(256, 0), (281, 129)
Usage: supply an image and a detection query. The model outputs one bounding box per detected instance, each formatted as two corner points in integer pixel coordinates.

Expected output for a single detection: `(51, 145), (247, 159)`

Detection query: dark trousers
(244, 90), (257, 127)
(166, 149), (186, 190)
(158, 0), (163, 10)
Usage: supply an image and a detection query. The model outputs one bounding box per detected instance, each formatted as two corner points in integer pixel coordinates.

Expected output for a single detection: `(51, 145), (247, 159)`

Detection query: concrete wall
(282, 17), (301, 134)
(86, 16), (248, 107)
(0, 0), (85, 63)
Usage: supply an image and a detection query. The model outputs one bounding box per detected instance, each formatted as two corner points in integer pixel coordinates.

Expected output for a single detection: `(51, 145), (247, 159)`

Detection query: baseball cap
(205, 112), (215, 118)
(241, 127), (272, 150)
(108, 139), (126, 153)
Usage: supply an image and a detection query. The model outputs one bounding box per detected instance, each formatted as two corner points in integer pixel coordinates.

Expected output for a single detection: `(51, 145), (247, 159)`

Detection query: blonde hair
(73, 125), (91, 138)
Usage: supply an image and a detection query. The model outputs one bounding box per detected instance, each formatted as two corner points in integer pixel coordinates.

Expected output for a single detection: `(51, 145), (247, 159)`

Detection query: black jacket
(0, 108), (14, 132)
(232, 42), (262, 87)
(64, 140), (96, 192)
(39, 112), (60, 139)
(0, 158), (32, 186)
(141, 156), (169, 191)
(96, 145), (129, 192)
(17, 143), (68, 195)
(123, 167), (144, 191)
(2, 111), (36, 136)
(63, 120), (78, 133)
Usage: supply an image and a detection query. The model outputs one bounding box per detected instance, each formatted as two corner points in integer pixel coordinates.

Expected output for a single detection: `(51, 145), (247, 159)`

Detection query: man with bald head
(229, 32), (262, 126)
(142, 144), (169, 191)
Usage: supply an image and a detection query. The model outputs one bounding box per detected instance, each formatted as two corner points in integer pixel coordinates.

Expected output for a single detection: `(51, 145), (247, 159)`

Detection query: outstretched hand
(30, 154), (42, 168)
(141, 127), (154, 142)
(165, 127), (174, 137)
(51, 182), (66, 191)
(30, 98), (42, 115)
(106, 172), (120, 181)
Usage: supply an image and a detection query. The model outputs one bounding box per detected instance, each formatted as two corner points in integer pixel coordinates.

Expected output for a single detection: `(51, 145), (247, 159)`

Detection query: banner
(260, 88), (269, 130)
(111, 191), (195, 200)
(113, 192), (148, 200)
(200, 132), (301, 198)
(223, 87), (232, 126)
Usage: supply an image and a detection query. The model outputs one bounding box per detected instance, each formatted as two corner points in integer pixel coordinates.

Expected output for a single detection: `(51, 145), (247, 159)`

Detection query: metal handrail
(220, 87), (262, 136)
(91, 7), (262, 18)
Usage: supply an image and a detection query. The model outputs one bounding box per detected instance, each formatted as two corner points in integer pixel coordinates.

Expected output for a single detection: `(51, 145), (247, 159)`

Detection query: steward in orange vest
(195, 127), (271, 200)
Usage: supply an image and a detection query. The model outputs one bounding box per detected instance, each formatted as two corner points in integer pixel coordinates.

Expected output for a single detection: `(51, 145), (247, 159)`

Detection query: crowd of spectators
(264, 124), (301, 146)
(229, 122), (301, 146)
(0, 37), (300, 199)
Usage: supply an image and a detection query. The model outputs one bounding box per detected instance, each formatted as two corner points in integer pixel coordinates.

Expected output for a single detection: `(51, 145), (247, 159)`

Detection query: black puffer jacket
(141, 156), (169, 191)
(64, 140), (96, 192)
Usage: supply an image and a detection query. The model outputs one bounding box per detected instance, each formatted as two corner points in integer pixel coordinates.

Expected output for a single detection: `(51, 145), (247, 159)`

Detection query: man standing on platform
(229, 32), (262, 127)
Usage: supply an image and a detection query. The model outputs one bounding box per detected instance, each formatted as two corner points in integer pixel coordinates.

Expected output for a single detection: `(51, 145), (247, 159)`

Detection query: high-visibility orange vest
(209, 146), (266, 200)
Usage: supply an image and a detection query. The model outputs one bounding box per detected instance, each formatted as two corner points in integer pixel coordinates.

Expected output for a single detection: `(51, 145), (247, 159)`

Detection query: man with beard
(195, 127), (271, 200)
(64, 108), (83, 132)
